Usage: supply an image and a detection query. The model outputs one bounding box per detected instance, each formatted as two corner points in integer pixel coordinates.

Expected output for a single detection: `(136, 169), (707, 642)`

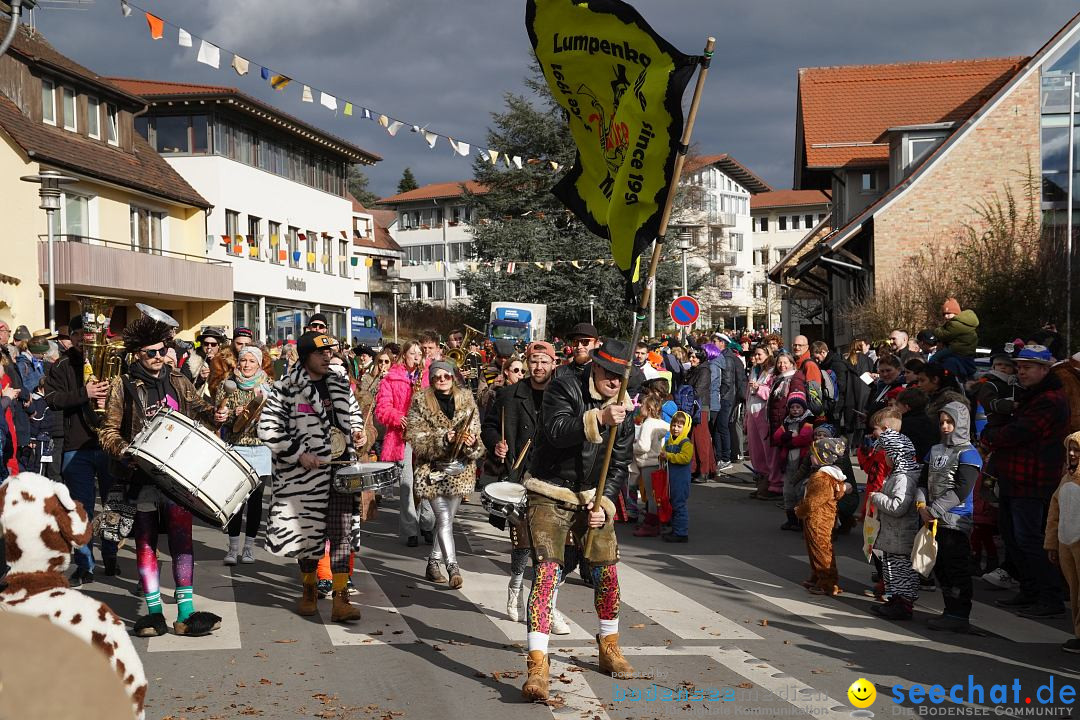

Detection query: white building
(111, 78), (385, 342)
(670, 154), (771, 332)
(377, 180), (486, 305)
(749, 189), (831, 334)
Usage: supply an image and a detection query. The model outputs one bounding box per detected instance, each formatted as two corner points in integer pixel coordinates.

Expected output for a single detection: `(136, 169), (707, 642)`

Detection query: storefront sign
(286, 276), (307, 292)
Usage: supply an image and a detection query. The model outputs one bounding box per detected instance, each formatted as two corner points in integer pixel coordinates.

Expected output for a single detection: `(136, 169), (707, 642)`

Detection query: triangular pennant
(231, 55), (250, 76)
(343, 102), (353, 117)
(506, 262), (516, 275)
(364, 257), (374, 267)
(320, 92), (337, 111)
(435, 261), (443, 273)
(178, 27), (192, 47)
(145, 12), (164, 39)
(260, 67), (270, 81)
(571, 261), (581, 269)
(307, 252), (316, 264)
(302, 85), (314, 103)
(423, 130), (438, 149)
(269, 235), (279, 247)
(378, 115), (389, 128)
(469, 262), (478, 272)
(487, 149), (499, 165)
(448, 138), (471, 157)
(534, 262), (544, 269)
(545, 262), (554, 271)
(279, 249), (287, 261)
(550, 161), (560, 171)
(120, 0), (131, 17)
(197, 40), (220, 69)
(387, 121), (403, 137)
(292, 251), (301, 263)
(271, 75), (291, 90)
(512, 156), (523, 170)
(363, 108), (372, 120)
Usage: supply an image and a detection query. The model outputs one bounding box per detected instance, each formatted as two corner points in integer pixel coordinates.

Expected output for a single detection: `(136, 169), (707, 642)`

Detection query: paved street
(81, 464), (1080, 720)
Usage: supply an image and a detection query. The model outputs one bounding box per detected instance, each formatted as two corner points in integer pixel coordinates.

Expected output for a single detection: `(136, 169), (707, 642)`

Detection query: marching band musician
(214, 345), (273, 566)
(406, 360), (484, 590)
(257, 331), (365, 623)
(98, 316), (226, 638)
(520, 338), (636, 702)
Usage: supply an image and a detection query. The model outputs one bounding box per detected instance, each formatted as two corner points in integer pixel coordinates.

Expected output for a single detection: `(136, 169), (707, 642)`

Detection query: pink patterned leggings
(526, 561), (620, 634)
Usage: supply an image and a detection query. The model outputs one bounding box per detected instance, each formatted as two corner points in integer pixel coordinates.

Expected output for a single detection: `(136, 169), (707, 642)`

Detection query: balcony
(677, 209), (737, 228)
(39, 235), (232, 302)
(709, 251), (738, 267)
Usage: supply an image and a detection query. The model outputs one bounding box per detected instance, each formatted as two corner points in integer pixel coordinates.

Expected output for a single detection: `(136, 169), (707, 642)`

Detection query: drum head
(483, 481), (526, 504)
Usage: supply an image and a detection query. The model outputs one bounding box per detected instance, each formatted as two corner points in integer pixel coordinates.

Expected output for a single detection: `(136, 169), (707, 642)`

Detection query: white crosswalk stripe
(321, 557), (419, 646)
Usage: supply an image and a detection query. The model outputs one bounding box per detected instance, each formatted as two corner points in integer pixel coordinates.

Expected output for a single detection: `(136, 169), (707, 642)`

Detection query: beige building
(0, 19), (230, 336)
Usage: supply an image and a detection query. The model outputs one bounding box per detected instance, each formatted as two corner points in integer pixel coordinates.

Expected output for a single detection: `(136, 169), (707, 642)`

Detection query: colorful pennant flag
(231, 55), (250, 76)
(320, 92), (337, 111)
(145, 12), (164, 40)
(279, 249), (288, 261)
(423, 130), (438, 149)
(302, 85), (314, 103)
(343, 102), (353, 117)
(350, 257), (359, 267)
(292, 251), (301, 263)
(386, 121), (403, 137)
(120, 0), (131, 17)
(260, 67), (270, 80)
(527, 0), (697, 297)
(178, 27), (192, 47)
(197, 40), (221, 69)
(271, 74), (291, 90)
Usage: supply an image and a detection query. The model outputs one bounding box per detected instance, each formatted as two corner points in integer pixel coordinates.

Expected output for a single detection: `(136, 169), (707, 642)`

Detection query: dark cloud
(27, 0), (1079, 196)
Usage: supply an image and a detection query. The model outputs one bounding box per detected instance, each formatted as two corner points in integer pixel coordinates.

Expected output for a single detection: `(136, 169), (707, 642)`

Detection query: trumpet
(73, 294), (125, 415)
(444, 324), (484, 368)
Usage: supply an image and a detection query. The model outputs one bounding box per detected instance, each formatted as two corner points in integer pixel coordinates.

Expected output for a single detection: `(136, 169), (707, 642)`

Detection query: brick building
(766, 11), (1080, 345)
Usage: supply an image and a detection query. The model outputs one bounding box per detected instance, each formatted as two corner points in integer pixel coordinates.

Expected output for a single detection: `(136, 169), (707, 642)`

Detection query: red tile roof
(348, 194), (402, 253)
(683, 153), (772, 194)
(798, 57), (1025, 170)
(377, 180), (488, 205)
(108, 77), (380, 165)
(751, 189), (831, 210)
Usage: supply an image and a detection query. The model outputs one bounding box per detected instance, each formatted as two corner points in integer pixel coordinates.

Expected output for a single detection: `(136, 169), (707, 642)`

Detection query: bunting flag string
(115, 0), (563, 172)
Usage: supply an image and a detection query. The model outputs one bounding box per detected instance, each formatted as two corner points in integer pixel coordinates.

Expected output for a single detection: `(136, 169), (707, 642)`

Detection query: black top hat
(589, 338), (632, 376)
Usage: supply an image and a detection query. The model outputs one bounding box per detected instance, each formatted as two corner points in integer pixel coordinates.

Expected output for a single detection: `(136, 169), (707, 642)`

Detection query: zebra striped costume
(258, 363), (363, 560)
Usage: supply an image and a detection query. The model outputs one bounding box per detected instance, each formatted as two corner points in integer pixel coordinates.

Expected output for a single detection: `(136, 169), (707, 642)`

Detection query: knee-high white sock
(527, 631), (549, 654)
(599, 618), (619, 638)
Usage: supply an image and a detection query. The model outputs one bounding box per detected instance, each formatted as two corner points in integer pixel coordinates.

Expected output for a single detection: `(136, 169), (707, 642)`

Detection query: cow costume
(0, 472), (147, 719)
(258, 331), (364, 622)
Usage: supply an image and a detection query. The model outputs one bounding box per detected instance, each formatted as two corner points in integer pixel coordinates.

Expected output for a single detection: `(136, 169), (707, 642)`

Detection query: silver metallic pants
(428, 495), (463, 565)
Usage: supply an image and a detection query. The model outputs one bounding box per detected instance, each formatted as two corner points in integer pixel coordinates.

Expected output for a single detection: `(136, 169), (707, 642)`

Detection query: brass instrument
(443, 324), (484, 369)
(73, 295), (125, 415)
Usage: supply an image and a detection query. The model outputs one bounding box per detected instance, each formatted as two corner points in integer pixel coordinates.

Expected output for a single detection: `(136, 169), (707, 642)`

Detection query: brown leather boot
(297, 581), (319, 617)
(521, 650), (550, 701)
(597, 633), (633, 675)
(331, 588), (362, 623)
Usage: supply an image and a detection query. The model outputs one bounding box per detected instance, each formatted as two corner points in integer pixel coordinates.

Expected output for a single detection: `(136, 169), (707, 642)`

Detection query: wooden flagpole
(585, 36), (716, 555)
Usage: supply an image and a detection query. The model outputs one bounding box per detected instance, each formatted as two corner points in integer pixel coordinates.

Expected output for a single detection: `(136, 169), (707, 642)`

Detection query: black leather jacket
(529, 368), (634, 502)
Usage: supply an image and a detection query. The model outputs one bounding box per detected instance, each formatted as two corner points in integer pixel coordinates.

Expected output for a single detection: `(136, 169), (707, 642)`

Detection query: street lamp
(390, 278), (406, 344)
(676, 228), (692, 297)
(588, 294), (595, 326)
(21, 169), (76, 333)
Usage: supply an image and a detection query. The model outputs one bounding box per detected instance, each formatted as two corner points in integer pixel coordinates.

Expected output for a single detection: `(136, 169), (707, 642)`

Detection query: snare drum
(332, 462), (401, 494)
(126, 407), (259, 529)
(481, 481), (527, 520)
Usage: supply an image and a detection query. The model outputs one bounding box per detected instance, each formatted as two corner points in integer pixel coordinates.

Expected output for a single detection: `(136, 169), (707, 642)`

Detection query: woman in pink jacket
(376, 340), (434, 546)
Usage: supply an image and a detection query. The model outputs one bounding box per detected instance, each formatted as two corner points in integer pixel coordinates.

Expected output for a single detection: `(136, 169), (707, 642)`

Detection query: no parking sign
(669, 296), (699, 326)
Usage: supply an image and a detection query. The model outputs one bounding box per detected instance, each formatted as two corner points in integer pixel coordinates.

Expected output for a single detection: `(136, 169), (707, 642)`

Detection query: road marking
(697, 555), (924, 643)
(616, 562), (762, 640)
(832, 555), (1073, 645)
(546, 655), (612, 720)
(322, 558), (418, 646)
(148, 579), (242, 652)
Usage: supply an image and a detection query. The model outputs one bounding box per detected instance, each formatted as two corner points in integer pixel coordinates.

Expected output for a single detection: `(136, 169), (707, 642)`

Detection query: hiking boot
(447, 563), (463, 589)
(597, 633), (633, 675)
(426, 559), (447, 583)
(297, 580), (319, 617)
(871, 596), (913, 620)
(331, 588), (362, 623)
(521, 650), (550, 701)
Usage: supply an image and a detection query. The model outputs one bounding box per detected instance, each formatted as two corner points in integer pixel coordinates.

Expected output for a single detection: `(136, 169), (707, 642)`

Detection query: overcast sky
(28, 0), (1080, 197)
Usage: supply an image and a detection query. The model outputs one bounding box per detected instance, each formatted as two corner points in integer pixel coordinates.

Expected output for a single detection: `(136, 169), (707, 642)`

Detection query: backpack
(673, 383), (700, 422)
(821, 368), (838, 417)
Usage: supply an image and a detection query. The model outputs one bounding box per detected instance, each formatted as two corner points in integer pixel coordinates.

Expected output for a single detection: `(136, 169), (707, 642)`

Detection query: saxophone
(73, 294), (125, 415)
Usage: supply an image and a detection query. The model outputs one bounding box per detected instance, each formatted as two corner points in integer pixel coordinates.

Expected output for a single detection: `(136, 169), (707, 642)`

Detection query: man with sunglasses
(520, 338), (636, 701)
(304, 313), (330, 335)
(98, 315), (226, 637)
(183, 329), (225, 398)
(555, 322), (600, 383)
(259, 331), (366, 623)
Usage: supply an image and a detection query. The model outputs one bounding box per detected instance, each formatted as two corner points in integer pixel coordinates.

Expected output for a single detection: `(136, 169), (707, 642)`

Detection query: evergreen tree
(397, 167), (420, 194)
(347, 165), (380, 206)
(460, 65), (696, 338)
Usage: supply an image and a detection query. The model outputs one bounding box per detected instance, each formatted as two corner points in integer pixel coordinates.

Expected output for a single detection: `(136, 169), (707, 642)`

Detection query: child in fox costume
(795, 438), (848, 596)
(0, 472), (147, 719)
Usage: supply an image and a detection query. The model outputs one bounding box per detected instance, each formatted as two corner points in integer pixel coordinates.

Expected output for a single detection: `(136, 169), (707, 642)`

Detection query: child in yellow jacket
(660, 411), (694, 543)
(1045, 430), (1080, 654)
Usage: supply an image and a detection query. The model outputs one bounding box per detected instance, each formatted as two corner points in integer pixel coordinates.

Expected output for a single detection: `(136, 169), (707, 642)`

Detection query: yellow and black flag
(527, 0), (698, 299)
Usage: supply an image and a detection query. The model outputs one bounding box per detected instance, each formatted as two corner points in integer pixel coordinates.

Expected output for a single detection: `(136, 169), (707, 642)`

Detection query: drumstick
(511, 438), (532, 471)
(500, 408), (506, 466)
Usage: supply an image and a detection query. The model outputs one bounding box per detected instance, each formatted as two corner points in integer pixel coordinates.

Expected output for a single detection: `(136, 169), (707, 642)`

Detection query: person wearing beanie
(257, 331), (366, 623)
(773, 390), (814, 531)
(215, 345), (273, 566)
(406, 356), (484, 591)
(208, 326), (274, 397)
(932, 297), (980, 379)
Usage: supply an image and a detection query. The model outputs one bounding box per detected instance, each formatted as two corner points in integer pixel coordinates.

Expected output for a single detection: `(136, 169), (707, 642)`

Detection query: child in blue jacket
(661, 410), (694, 543)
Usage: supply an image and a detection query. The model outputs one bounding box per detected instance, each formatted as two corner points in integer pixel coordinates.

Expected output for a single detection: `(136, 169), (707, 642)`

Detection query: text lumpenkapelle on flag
(526, 0), (698, 295)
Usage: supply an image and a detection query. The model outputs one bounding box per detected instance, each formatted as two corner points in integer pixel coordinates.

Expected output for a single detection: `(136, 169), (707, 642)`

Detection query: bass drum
(126, 407), (259, 529)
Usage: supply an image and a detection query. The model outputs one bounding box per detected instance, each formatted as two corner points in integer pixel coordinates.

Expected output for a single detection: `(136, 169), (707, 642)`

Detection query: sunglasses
(509, 368), (524, 374)
(432, 373), (453, 382)
(378, 359), (391, 365)
(202, 341), (219, 348)
(572, 338), (594, 346)
(310, 323), (327, 330)
(141, 347), (167, 358)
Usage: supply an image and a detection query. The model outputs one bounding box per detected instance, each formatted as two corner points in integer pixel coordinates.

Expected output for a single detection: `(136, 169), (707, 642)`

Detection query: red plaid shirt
(981, 372), (1070, 499)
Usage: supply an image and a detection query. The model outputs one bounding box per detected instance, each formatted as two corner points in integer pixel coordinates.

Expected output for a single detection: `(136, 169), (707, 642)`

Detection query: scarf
(234, 367), (268, 391)
(130, 361), (172, 408)
(435, 389), (456, 421)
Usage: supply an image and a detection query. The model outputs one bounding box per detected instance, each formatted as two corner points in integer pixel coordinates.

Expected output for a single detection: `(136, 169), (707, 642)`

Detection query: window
(818, 213), (826, 224)
(307, 231), (318, 270)
(754, 283), (766, 299)
(792, 215), (801, 230)
(322, 236), (332, 273)
(87, 97), (100, 139)
(225, 210), (240, 255)
(339, 239), (349, 277)
(61, 87), (76, 131)
(804, 214), (814, 228)
(758, 216), (768, 232)
(288, 226), (300, 268)
(729, 271), (744, 290)
(105, 104), (118, 145)
(778, 215), (787, 231)
(41, 78), (56, 125)
(774, 248), (784, 263)
(453, 280), (469, 298)
(248, 215), (262, 261)
(860, 171), (877, 192)
(269, 221), (282, 265)
(399, 212), (411, 229)
(49, 193), (91, 242)
(729, 232), (744, 252)
(130, 206), (164, 254)
(449, 241), (472, 263)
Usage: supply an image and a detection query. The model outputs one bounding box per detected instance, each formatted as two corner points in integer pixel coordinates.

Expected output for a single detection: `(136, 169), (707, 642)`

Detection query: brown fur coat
(795, 466), (846, 594)
(406, 386), (485, 499)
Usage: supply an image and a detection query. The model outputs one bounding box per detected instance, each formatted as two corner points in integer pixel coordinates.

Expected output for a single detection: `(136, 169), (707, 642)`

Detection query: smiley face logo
(847, 678), (876, 708)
